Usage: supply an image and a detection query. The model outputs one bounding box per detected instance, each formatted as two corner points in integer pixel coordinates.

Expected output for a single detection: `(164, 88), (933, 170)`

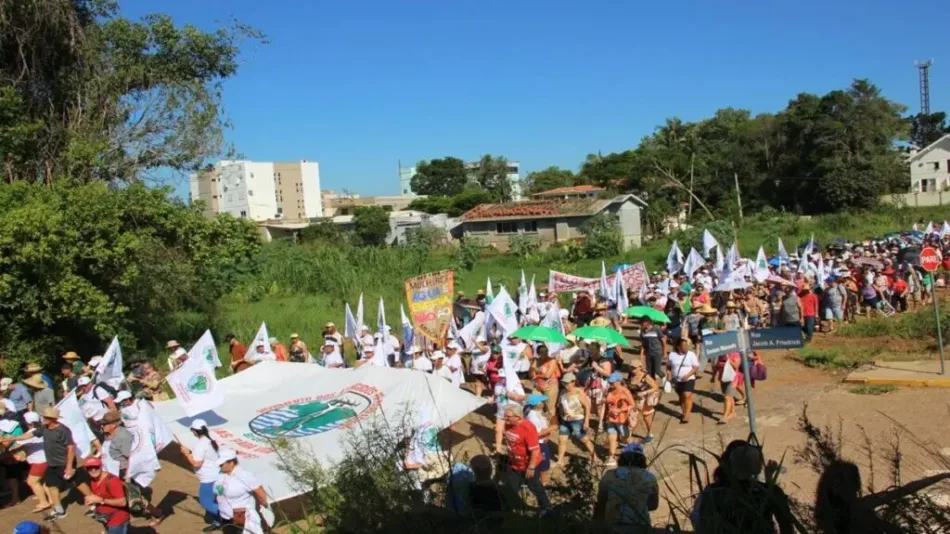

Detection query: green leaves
(581, 212), (624, 259)
(410, 157), (468, 197)
(352, 206), (391, 246)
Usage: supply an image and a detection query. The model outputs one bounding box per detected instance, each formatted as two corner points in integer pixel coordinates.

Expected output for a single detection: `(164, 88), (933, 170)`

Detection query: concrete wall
(607, 199), (643, 247)
(882, 191), (950, 207)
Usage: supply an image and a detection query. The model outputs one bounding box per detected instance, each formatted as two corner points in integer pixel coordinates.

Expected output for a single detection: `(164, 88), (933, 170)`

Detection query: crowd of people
(2, 226), (947, 532)
(0, 348), (275, 533)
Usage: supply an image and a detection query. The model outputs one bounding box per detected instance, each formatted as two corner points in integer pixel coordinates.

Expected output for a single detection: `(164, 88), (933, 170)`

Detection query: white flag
(754, 246), (770, 283)
(926, 221), (936, 235)
(684, 247), (705, 279)
(485, 278), (494, 300)
(702, 229), (719, 257)
(188, 330), (221, 368)
(816, 255), (827, 288)
(941, 221), (950, 237)
(725, 241), (740, 269)
(251, 322), (275, 358)
(614, 267), (629, 312)
(715, 246), (725, 275)
(457, 311), (486, 349)
(666, 240), (684, 274)
(356, 293), (364, 330)
(377, 297), (387, 336)
(600, 261), (615, 302)
(166, 355), (224, 417)
(913, 223), (920, 232)
(527, 275), (538, 309)
(540, 303), (565, 355)
(488, 287), (519, 337)
(127, 401), (172, 487)
(56, 391), (96, 459)
(345, 302), (359, 342)
(777, 238), (789, 262)
(96, 337), (123, 388)
(518, 270), (529, 314)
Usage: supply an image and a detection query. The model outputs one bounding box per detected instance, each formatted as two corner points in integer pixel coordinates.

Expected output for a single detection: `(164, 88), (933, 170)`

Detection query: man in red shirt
(502, 404), (551, 515)
(892, 276), (909, 312)
(83, 456), (131, 533)
(799, 285), (819, 342)
(226, 334), (250, 373)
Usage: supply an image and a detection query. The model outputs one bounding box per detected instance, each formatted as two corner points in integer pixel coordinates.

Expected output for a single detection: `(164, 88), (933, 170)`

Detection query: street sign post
(921, 246), (946, 375)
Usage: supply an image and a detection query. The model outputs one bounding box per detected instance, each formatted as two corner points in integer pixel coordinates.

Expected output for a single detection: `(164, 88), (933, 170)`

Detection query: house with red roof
(458, 191), (646, 251)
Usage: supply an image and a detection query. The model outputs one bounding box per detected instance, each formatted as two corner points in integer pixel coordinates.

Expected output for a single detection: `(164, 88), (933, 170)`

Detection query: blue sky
(122, 0), (950, 199)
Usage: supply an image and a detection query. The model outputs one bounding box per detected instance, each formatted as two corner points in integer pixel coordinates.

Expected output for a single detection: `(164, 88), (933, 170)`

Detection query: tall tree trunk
(688, 152), (695, 217)
(734, 172), (743, 221)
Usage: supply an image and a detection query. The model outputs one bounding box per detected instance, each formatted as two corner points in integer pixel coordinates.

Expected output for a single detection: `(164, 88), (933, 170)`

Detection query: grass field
(202, 205), (950, 360)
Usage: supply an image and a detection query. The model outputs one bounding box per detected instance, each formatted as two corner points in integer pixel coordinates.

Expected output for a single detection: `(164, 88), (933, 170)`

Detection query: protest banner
(56, 391), (96, 459)
(548, 262), (649, 294)
(405, 270), (454, 340)
(153, 362), (485, 501)
(166, 354), (225, 417)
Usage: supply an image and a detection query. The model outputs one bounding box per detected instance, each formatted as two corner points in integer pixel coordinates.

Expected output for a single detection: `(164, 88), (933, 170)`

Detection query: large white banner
(166, 354), (224, 417)
(96, 337), (123, 387)
(188, 329), (222, 368)
(56, 391), (96, 459)
(153, 362), (485, 501)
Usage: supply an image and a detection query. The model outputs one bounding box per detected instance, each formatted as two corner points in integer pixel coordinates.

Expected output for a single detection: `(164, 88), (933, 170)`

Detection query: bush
(353, 206), (391, 246)
(300, 221), (348, 245)
(580, 213), (623, 258)
(405, 225), (447, 252)
(454, 237), (483, 271)
(507, 234), (541, 262)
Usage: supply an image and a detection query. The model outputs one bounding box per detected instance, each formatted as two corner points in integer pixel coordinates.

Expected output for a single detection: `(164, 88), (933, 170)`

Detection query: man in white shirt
(382, 326), (401, 366)
(444, 342), (465, 388)
(358, 325), (375, 357)
(245, 342), (276, 364)
(410, 347), (432, 372)
(77, 376), (116, 422)
(321, 340), (345, 368)
(432, 352), (453, 382)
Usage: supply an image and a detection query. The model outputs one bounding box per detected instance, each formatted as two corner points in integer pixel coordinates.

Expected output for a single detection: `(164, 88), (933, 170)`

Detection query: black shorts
(44, 465), (68, 490)
(674, 380), (695, 394)
(2, 460), (28, 480)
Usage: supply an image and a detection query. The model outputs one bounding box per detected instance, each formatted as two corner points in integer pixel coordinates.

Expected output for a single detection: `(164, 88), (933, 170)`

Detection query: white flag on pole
(251, 322), (275, 358)
(488, 287), (519, 337)
(356, 293), (364, 330)
(377, 297), (387, 336)
(485, 278), (494, 300)
(166, 354), (224, 417)
(56, 391), (96, 459)
(777, 238), (789, 262)
(540, 303), (565, 355)
(614, 267), (629, 312)
(684, 247), (705, 279)
(188, 330), (222, 368)
(754, 246), (770, 283)
(702, 229), (719, 257)
(126, 401), (172, 487)
(518, 271), (529, 314)
(96, 337), (123, 388)
(666, 240), (684, 274)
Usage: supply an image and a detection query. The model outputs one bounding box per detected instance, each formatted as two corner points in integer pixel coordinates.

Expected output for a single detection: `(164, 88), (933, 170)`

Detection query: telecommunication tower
(915, 59), (933, 115)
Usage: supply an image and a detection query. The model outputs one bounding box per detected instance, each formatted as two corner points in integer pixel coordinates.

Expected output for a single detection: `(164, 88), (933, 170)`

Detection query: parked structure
(190, 160), (322, 221)
(457, 194), (645, 251)
(909, 134), (950, 193)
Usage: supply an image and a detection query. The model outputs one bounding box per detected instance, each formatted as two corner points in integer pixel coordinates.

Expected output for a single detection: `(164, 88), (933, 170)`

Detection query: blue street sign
(748, 327), (803, 350)
(702, 331), (742, 361)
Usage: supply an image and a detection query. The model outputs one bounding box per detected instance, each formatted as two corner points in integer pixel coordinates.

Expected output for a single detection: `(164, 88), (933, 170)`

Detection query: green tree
(300, 220), (346, 245)
(0, 182), (260, 374)
(450, 185), (493, 213)
(523, 166), (580, 194)
(472, 154), (514, 201)
(410, 157), (468, 197)
(352, 206), (391, 246)
(909, 111), (950, 149)
(580, 212), (624, 258)
(0, 0), (263, 184)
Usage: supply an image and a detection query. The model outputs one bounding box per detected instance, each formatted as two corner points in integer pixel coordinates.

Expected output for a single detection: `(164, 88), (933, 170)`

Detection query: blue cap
(14, 521), (42, 534)
(607, 372), (624, 384)
(525, 394), (548, 407)
(622, 443), (645, 455)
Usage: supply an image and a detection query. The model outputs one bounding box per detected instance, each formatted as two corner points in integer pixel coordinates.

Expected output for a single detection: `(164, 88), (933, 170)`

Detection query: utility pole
(916, 59), (933, 115)
(734, 172), (743, 221)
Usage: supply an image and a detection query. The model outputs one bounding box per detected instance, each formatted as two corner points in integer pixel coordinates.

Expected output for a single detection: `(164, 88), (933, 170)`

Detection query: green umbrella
(571, 325), (630, 347)
(624, 306), (671, 323)
(510, 325), (568, 344)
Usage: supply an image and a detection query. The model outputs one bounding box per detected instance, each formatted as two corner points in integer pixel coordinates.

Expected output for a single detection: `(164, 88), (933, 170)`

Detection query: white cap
(384, 325), (392, 332)
(0, 377), (11, 388)
(431, 351), (445, 360)
(0, 420), (18, 433)
(323, 339), (338, 347)
(359, 324), (369, 331)
(77, 376), (91, 386)
(24, 411), (40, 424)
(411, 346), (423, 354)
(447, 341), (461, 351)
(475, 334), (487, 343)
(217, 447), (238, 465)
(88, 356), (103, 367)
(174, 347), (188, 358)
(114, 391), (133, 403)
(189, 418), (208, 431)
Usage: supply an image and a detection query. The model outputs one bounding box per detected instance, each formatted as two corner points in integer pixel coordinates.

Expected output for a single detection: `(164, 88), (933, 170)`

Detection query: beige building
(458, 194), (646, 251)
(189, 160), (322, 222)
(322, 192), (418, 216)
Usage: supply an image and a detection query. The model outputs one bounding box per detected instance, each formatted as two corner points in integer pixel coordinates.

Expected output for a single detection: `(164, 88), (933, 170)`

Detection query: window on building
(523, 221), (538, 232)
(506, 166), (518, 174)
(248, 190), (254, 196)
(240, 210), (247, 217)
(934, 161), (941, 171)
(947, 159), (950, 173)
(277, 207), (283, 215)
(496, 222), (518, 234)
(212, 195), (218, 199)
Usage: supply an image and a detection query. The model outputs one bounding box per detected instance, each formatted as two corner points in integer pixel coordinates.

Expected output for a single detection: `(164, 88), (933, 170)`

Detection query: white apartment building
(399, 159), (523, 200)
(190, 160), (323, 221)
(910, 134), (950, 192)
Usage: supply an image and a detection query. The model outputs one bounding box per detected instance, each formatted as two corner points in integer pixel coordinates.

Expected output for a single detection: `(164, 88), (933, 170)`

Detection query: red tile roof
(462, 198), (603, 221)
(533, 184), (606, 196)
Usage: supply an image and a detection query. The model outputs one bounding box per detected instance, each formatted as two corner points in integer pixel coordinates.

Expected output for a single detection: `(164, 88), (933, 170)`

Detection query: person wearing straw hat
(323, 322), (343, 346)
(555, 372), (597, 466)
(723, 301), (742, 332)
(288, 333), (309, 363)
(165, 340), (188, 372)
(23, 364), (55, 412)
(59, 360), (81, 395)
(31, 407), (73, 521)
(62, 351), (84, 375)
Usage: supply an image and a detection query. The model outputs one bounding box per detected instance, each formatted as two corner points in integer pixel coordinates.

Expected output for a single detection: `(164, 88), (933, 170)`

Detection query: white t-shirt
(192, 436), (221, 483)
(80, 388), (112, 421)
(445, 353), (464, 388)
(434, 365), (453, 383)
(411, 357), (432, 372)
(667, 351), (700, 382)
(20, 435), (46, 464)
(526, 409), (548, 444)
(215, 466), (260, 520)
(470, 351), (490, 375)
(246, 350), (275, 364)
(359, 334), (375, 351)
(323, 350), (344, 368)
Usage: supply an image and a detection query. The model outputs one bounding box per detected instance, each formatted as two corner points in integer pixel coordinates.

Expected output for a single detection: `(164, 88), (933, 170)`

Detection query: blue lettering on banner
(748, 327), (804, 350)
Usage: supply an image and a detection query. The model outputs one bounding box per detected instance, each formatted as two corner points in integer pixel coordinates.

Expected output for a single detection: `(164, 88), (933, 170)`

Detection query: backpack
(92, 382), (118, 400)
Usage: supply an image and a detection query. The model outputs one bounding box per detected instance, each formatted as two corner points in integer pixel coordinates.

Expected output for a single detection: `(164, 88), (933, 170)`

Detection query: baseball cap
(431, 351), (445, 360)
(190, 418), (208, 431)
(0, 377), (11, 388)
(77, 376), (91, 386)
(23, 411), (39, 424)
(114, 390), (132, 403)
(525, 394), (548, 407)
(560, 372), (576, 384)
(88, 356), (103, 367)
(447, 341), (461, 350)
(607, 372), (624, 384)
(14, 520), (43, 534)
(84, 456), (103, 469)
(217, 447), (238, 465)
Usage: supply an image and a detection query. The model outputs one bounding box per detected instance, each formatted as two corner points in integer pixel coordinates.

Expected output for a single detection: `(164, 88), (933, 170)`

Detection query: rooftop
(461, 194), (644, 222)
(533, 184), (606, 197)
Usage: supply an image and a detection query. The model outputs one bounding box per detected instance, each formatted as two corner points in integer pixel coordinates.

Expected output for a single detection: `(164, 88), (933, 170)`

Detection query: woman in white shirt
(179, 419), (223, 531)
(12, 412), (51, 513)
(469, 335), (491, 398)
(320, 340), (345, 369)
(666, 338), (700, 424)
(214, 448), (272, 534)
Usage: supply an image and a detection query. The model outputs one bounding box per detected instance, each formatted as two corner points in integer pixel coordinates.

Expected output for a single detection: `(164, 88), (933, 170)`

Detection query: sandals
(31, 505), (51, 513)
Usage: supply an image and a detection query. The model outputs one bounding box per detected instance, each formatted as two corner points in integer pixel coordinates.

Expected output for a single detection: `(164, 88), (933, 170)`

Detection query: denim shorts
(559, 419), (586, 438)
(825, 307), (843, 321)
(606, 422), (629, 438)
